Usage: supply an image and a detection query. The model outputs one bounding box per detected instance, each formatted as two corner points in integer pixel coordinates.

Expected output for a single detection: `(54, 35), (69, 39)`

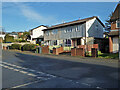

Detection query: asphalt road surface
(1, 50), (119, 89)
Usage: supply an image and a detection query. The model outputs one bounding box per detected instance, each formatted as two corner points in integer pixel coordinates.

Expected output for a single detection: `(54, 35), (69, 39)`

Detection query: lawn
(98, 51), (119, 59)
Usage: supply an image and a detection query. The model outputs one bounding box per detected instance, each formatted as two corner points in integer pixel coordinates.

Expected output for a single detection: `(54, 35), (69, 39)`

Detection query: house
(18, 32), (24, 38)
(9, 32), (18, 39)
(43, 16), (105, 51)
(0, 32), (6, 40)
(30, 25), (47, 45)
(108, 3), (120, 53)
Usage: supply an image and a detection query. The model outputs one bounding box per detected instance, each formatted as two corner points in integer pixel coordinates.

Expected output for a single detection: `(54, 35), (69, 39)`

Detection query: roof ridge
(51, 16), (97, 27)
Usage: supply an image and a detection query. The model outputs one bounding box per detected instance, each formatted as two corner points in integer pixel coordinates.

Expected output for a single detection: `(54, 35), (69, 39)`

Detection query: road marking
(0, 64), (37, 77)
(1, 61), (57, 78)
(27, 73), (37, 77)
(12, 80), (40, 88)
(19, 70), (28, 74)
(13, 69), (19, 72)
(2, 62), (27, 70)
(1, 62), (105, 89)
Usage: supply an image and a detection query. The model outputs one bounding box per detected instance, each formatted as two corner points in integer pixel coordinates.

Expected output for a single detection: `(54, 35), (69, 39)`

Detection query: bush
(19, 40), (26, 42)
(4, 34), (14, 43)
(11, 44), (22, 50)
(22, 44), (36, 51)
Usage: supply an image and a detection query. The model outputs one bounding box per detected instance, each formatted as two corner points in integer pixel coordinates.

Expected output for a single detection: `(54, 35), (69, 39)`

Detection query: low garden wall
(41, 46), (49, 54)
(77, 44), (98, 52)
(53, 47), (64, 55)
(71, 48), (85, 57)
(91, 48), (98, 57)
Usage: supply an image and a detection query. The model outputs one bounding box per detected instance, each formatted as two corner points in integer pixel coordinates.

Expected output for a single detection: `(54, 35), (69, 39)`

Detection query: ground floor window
(64, 39), (71, 46)
(53, 40), (57, 45)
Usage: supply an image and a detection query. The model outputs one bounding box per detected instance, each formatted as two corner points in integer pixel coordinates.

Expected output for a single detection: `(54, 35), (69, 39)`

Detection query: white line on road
(1, 61), (57, 78)
(2, 61), (28, 70)
(0, 64), (38, 77)
(1, 62), (104, 89)
(12, 80), (40, 88)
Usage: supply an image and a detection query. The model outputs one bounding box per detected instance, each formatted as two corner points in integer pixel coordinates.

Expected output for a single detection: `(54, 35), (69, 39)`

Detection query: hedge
(10, 44), (22, 50)
(21, 44), (36, 51)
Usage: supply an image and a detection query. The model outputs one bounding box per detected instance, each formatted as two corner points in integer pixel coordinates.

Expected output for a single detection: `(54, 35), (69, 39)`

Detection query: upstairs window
(46, 31), (50, 36)
(64, 29), (67, 33)
(95, 25), (98, 30)
(116, 21), (120, 28)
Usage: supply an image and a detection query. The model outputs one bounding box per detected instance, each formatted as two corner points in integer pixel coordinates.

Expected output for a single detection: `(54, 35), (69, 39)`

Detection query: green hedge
(10, 44), (22, 50)
(21, 44), (36, 51)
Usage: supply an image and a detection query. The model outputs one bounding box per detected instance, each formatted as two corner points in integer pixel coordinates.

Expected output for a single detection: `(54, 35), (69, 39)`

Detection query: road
(1, 50), (119, 89)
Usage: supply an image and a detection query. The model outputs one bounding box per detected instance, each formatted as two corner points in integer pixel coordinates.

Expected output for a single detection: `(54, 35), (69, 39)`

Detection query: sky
(2, 2), (118, 32)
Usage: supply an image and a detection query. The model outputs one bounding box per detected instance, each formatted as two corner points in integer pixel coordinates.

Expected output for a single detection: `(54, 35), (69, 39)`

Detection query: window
(78, 25), (81, 32)
(95, 25), (98, 30)
(64, 29), (67, 33)
(76, 26), (79, 31)
(75, 26), (77, 32)
(46, 31), (49, 36)
(70, 28), (72, 32)
(67, 28), (71, 32)
(53, 40), (57, 45)
(64, 39), (71, 46)
(51, 30), (54, 35)
(116, 21), (120, 28)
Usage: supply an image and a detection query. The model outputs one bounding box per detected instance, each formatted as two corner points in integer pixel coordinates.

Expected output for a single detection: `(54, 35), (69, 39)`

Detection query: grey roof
(43, 16), (105, 31)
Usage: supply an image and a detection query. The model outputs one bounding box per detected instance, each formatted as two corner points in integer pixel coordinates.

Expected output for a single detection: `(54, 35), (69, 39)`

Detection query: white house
(43, 16), (105, 50)
(9, 33), (18, 39)
(0, 32), (6, 40)
(30, 25), (47, 44)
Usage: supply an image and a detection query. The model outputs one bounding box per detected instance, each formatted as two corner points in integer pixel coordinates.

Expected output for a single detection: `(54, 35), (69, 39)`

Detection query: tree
(4, 34), (14, 42)
(21, 31), (30, 40)
(105, 12), (113, 32)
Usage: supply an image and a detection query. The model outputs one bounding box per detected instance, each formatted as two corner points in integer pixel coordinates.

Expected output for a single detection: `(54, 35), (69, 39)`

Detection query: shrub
(4, 34), (14, 43)
(19, 40), (26, 42)
(11, 44), (22, 50)
(22, 44), (36, 51)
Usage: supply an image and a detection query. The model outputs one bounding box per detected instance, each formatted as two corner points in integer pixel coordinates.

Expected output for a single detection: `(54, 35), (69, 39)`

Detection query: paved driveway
(1, 50), (119, 89)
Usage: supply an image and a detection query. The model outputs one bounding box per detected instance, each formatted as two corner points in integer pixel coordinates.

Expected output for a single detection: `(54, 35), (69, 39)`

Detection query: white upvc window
(46, 31), (50, 36)
(95, 25), (98, 30)
(78, 25), (81, 32)
(64, 29), (67, 33)
(116, 20), (120, 28)
(51, 30), (54, 35)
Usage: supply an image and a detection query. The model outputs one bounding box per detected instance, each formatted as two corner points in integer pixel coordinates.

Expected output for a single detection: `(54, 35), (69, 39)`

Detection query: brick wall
(77, 44), (98, 52)
(111, 22), (120, 30)
(71, 48), (85, 57)
(71, 48), (76, 56)
(76, 48), (85, 57)
(41, 46), (49, 54)
(91, 48), (98, 57)
(53, 47), (64, 55)
(77, 45), (85, 49)
(109, 37), (113, 53)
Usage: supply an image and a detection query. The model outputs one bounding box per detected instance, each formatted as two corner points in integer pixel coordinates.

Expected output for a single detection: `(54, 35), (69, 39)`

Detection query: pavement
(1, 50), (120, 89)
